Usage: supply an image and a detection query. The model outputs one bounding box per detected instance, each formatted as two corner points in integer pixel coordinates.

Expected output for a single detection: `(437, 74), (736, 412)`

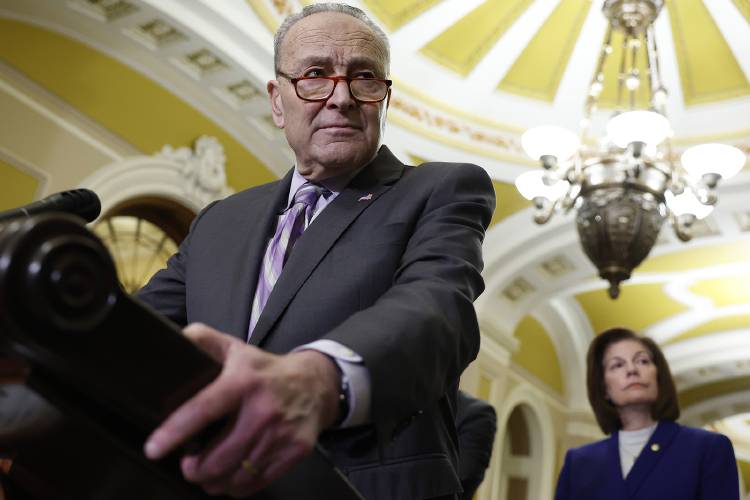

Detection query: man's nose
(326, 79), (355, 107)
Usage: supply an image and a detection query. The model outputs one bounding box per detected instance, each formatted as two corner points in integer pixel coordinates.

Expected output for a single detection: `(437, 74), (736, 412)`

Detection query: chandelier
(514, 0), (746, 299)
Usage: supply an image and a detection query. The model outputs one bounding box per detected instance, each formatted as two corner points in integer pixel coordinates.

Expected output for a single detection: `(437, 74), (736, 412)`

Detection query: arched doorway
(93, 196), (195, 293)
(498, 404), (544, 500)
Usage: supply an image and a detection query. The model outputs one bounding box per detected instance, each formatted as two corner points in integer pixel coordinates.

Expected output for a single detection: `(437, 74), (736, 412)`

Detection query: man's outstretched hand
(144, 323), (341, 498)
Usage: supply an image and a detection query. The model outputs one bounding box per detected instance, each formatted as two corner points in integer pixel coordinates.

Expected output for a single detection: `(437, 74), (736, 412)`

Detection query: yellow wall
(512, 316), (564, 395)
(0, 19), (276, 193)
(0, 159), (38, 211)
(490, 180), (531, 227)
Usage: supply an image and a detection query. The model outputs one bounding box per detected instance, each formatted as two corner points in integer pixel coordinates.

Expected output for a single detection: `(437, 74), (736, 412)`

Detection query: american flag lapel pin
(358, 193), (373, 202)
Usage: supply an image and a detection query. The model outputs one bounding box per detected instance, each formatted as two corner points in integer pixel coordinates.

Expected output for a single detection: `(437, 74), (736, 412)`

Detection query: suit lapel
(223, 170), (292, 340)
(624, 421), (679, 499)
(607, 433), (628, 494)
(248, 146), (404, 347)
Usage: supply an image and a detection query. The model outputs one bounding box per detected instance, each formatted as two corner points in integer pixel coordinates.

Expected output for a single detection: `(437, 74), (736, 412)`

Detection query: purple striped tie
(248, 182), (327, 337)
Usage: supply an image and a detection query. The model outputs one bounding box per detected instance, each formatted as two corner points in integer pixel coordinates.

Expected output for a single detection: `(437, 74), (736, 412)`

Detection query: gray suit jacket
(138, 145), (495, 500)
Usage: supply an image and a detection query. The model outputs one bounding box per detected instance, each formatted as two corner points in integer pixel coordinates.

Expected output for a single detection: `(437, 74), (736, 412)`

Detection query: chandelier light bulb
(521, 125), (580, 162)
(653, 86), (668, 105)
(680, 143), (746, 181)
(515, 170), (570, 201)
(625, 74), (640, 90)
(665, 189), (713, 220)
(606, 110), (671, 148)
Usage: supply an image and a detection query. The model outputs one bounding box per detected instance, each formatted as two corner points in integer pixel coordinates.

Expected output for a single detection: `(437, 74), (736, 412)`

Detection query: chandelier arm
(698, 186), (718, 206)
(647, 24), (665, 113)
(645, 33), (655, 104)
(629, 35), (639, 109)
(616, 32), (629, 112)
(583, 25), (612, 141)
(670, 212), (693, 242)
(532, 196), (557, 225)
(645, 24), (659, 108)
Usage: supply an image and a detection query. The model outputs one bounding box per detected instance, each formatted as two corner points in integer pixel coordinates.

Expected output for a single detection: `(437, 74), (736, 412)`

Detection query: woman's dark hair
(587, 327), (680, 434)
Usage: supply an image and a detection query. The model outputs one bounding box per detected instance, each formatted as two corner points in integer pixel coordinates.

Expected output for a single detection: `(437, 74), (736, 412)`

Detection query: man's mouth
(320, 124), (359, 130)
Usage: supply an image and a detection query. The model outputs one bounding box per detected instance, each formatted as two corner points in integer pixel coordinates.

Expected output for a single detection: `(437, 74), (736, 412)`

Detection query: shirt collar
(288, 166), (363, 207)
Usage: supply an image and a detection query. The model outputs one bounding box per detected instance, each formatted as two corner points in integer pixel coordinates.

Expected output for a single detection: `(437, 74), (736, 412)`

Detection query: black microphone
(0, 189), (101, 224)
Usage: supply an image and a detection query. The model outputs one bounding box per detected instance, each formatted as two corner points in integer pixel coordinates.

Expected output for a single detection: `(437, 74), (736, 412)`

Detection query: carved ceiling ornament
(158, 136), (231, 207)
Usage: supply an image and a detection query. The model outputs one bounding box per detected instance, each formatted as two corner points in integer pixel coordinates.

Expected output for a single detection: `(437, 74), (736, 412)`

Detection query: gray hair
(273, 3), (390, 76)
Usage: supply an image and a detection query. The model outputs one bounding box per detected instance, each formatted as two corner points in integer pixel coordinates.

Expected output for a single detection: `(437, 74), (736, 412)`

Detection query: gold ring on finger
(241, 459), (259, 476)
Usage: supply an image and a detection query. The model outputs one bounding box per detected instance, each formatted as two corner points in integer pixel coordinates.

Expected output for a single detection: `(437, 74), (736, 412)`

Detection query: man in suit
(456, 391), (497, 500)
(139, 4), (495, 500)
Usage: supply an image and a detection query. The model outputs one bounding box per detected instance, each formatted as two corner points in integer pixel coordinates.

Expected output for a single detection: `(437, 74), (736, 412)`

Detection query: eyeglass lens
(296, 78), (387, 102)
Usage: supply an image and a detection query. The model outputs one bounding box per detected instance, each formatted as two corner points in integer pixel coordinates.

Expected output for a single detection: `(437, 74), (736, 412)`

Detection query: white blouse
(618, 423), (658, 478)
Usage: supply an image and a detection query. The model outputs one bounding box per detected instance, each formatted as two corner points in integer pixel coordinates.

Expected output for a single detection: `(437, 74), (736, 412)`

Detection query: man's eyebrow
(293, 55), (382, 72)
(295, 56), (331, 68)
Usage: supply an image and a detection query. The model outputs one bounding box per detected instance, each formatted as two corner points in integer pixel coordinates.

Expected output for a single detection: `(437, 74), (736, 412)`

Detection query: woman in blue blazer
(555, 328), (739, 500)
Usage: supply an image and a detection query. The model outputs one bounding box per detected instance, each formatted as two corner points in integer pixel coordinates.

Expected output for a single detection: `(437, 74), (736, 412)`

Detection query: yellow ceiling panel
(0, 19), (275, 191)
(638, 241), (750, 274)
(576, 283), (688, 334)
(668, 0), (750, 105)
(733, 0), (750, 24)
(407, 154), (428, 166)
(499, 0), (592, 101)
(597, 30), (651, 109)
(0, 159), (39, 211)
(739, 459), (750, 494)
(689, 273), (750, 307)
(512, 315), (564, 395)
(490, 180), (531, 227)
(245, 0), (281, 32)
(666, 313), (750, 345)
(361, 0), (443, 31)
(679, 375), (750, 408)
(421, 0), (535, 77)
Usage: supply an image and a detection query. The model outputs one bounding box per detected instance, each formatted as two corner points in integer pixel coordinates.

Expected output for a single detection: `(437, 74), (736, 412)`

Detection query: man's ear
(267, 80), (285, 129)
(385, 87), (392, 110)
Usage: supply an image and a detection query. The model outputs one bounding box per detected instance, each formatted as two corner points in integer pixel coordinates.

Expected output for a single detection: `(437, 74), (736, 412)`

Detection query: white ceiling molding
(680, 390), (750, 427)
(665, 330), (750, 384)
(533, 299), (592, 411)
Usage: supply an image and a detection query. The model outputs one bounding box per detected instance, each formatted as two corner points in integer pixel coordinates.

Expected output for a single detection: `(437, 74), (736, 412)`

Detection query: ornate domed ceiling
(1, 0), (750, 449)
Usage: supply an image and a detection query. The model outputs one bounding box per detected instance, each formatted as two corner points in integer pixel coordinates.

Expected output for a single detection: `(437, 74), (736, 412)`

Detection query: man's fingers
(144, 378), (240, 460)
(222, 439), (310, 499)
(181, 389), (279, 483)
(182, 323), (233, 362)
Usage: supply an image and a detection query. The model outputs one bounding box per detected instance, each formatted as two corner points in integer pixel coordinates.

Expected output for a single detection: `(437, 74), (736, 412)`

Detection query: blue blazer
(555, 421), (739, 500)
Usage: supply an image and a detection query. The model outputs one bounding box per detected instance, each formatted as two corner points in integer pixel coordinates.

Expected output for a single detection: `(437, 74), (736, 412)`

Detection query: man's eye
(354, 72), (376, 79)
(303, 69), (324, 77)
